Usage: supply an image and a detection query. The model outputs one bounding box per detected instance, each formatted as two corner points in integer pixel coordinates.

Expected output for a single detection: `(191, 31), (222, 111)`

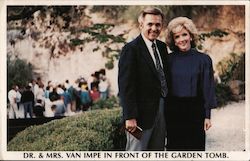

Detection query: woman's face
(173, 27), (192, 52)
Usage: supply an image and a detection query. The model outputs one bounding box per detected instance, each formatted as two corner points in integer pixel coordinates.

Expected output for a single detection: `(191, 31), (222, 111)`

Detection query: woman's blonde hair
(166, 17), (198, 51)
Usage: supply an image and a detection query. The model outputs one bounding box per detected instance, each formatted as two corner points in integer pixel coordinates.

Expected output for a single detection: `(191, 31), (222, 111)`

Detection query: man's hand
(125, 119), (137, 133)
(204, 118), (212, 131)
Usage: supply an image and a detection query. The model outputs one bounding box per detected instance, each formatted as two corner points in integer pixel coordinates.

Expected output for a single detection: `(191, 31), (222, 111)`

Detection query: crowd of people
(7, 69), (110, 119)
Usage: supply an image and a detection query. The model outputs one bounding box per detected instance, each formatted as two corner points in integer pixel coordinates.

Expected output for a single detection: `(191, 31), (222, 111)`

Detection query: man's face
(140, 14), (163, 41)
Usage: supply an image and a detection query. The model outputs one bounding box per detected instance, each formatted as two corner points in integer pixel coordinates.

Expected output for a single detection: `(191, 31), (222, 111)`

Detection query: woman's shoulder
(194, 50), (212, 61)
(168, 50), (179, 56)
(193, 50), (213, 68)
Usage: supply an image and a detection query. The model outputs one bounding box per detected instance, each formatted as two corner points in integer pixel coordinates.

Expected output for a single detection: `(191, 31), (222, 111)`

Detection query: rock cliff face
(7, 6), (245, 95)
(193, 5), (245, 67)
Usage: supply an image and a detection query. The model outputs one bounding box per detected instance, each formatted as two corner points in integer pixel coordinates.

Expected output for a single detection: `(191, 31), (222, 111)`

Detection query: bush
(231, 53), (245, 82)
(7, 108), (126, 151)
(7, 56), (34, 91)
(216, 53), (245, 84)
(215, 83), (232, 107)
(214, 52), (245, 107)
(91, 96), (119, 110)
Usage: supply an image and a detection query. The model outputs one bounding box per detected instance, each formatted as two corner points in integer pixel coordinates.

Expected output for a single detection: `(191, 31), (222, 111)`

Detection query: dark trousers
(166, 96), (205, 151)
(23, 101), (33, 118)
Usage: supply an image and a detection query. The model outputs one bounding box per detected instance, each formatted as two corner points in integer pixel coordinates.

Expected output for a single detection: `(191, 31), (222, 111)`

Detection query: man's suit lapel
(137, 35), (159, 79)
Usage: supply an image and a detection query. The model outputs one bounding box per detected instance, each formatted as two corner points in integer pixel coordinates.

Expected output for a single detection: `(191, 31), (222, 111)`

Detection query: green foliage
(86, 23), (115, 31)
(7, 56), (34, 91)
(215, 83), (232, 107)
(103, 47), (121, 70)
(70, 23), (126, 70)
(103, 47), (121, 58)
(8, 108), (126, 151)
(70, 38), (87, 46)
(216, 53), (245, 83)
(232, 53), (245, 82)
(91, 96), (119, 110)
(75, 23), (125, 44)
(197, 29), (229, 50)
(199, 29), (229, 41)
(105, 60), (114, 70)
(215, 52), (245, 106)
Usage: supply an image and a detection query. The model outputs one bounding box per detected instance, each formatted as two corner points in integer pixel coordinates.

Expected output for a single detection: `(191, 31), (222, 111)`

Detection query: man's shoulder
(125, 35), (141, 46)
(156, 39), (166, 46)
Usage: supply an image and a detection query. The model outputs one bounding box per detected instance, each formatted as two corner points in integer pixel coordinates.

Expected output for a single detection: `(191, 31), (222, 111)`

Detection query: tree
(7, 56), (34, 91)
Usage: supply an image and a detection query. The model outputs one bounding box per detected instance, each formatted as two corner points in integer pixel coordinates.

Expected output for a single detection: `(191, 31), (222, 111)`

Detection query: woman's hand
(204, 118), (212, 131)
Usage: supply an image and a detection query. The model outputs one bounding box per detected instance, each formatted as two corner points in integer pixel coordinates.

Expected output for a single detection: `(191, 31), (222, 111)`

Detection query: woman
(165, 17), (217, 151)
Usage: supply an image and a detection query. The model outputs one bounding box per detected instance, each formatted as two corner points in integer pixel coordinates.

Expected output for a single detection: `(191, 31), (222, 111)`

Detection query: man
(8, 85), (19, 119)
(118, 7), (168, 150)
(21, 85), (35, 118)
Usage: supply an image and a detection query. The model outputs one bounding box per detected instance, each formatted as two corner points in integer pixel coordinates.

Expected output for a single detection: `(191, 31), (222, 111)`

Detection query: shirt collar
(141, 33), (157, 48)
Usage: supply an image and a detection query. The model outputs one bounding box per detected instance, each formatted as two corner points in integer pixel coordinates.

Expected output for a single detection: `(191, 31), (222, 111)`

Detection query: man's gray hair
(138, 7), (164, 23)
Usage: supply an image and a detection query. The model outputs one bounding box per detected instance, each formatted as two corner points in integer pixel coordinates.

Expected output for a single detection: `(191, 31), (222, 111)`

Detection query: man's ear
(139, 22), (143, 30)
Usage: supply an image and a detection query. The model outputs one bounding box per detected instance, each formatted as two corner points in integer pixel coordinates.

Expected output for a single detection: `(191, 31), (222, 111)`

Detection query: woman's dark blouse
(167, 48), (217, 118)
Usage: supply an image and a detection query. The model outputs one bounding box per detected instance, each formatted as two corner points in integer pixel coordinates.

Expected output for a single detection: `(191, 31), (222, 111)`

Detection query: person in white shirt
(36, 84), (45, 106)
(98, 75), (109, 100)
(31, 79), (39, 103)
(8, 85), (19, 119)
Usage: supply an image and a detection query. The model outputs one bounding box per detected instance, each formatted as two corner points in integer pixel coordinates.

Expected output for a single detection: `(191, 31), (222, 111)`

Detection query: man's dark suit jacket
(118, 34), (168, 130)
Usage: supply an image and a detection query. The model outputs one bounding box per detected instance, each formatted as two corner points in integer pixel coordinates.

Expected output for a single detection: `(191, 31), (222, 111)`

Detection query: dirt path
(206, 101), (245, 151)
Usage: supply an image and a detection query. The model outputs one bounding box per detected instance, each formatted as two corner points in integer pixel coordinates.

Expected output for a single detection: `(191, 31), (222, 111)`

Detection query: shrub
(214, 52), (245, 107)
(216, 53), (245, 83)
(91, 96), (120, 110)
(231, 53), (245, 82)
(7, 108), (126, 151)
(215, 83), (232, 107)
(7, 56), (34, 91)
